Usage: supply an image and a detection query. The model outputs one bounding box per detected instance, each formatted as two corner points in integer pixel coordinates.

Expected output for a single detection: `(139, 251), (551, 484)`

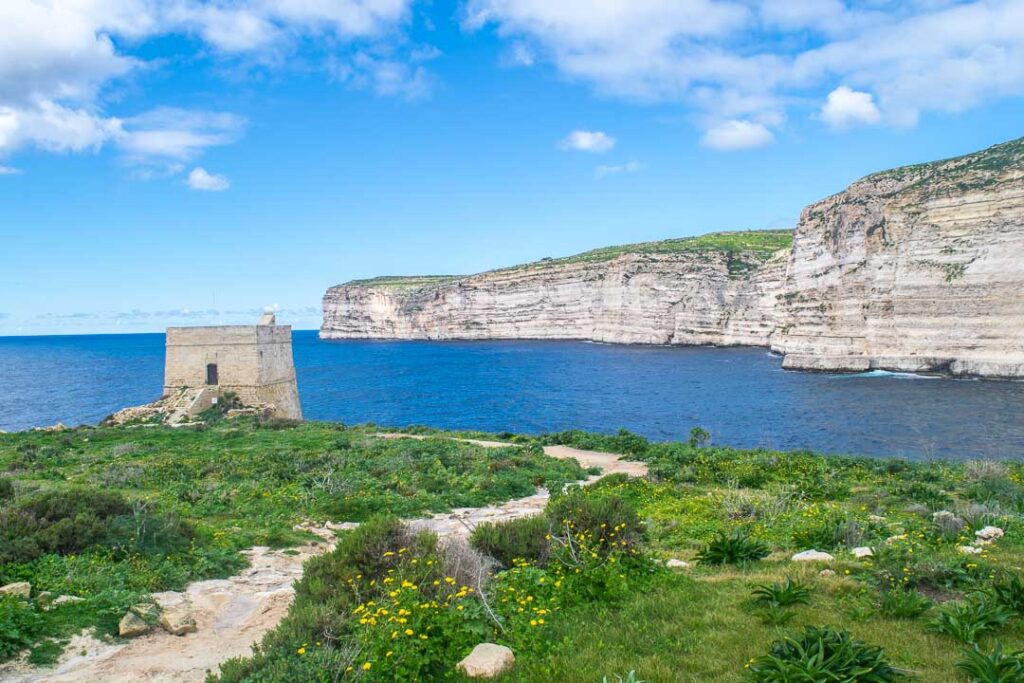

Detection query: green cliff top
(340, 229), (793, 289)
(866, 135), (1024, 185)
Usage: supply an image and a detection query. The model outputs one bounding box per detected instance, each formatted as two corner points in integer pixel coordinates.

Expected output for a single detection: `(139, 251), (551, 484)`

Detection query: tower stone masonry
(163, 313), (302, 420)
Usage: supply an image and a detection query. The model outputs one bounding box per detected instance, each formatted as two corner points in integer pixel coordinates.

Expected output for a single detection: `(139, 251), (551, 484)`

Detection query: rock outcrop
(321, 137), (1024, 379)
(771, 137), (1024, 377)
(322, 232), (791, 347)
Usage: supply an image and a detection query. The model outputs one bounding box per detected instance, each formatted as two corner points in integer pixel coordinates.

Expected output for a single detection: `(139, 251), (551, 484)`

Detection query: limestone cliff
(771, 137), (1024, 378)
(321, 137), (1024, 378)
(321, 232), (791, 346)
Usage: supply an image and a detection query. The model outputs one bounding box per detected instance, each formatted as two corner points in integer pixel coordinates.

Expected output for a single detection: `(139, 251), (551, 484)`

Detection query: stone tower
(162, 313), (302, 420)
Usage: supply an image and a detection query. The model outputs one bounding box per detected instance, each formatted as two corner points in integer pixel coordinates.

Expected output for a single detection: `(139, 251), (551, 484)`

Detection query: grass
(342, 275), (463, 290)
(3, 420), (1024, 681)
(0, 420), (586, 667)
(338, 229), (794, 291)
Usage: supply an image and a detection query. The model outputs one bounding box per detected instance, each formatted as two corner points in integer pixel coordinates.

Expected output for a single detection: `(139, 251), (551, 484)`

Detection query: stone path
(3, 436), (644, 683)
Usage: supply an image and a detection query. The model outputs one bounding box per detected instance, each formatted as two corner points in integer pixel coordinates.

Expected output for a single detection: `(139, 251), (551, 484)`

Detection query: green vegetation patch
(342, 275), (463, 291)
(339, 230), (794, 291)
(866, 136), (1024, 192)
(0, 421), (586, 666)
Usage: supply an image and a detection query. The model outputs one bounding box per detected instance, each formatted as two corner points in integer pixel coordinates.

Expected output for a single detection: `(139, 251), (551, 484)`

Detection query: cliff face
(771, 138), (1024, 378)
(321, 235), (790, 347)
(321, 138), (1024, 378)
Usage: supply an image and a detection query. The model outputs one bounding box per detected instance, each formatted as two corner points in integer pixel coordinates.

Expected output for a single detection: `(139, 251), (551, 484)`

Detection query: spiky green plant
(696, 530), (769, 565)
(748, 626), (906, 682)
(880, 589), (932, 619)
(931, 596), (1014, 644)
(752, 577), (811, 608)
(956, 643), (1024, 682)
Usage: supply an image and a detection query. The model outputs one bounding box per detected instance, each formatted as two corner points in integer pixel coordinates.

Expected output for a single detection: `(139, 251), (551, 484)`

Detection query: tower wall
(163, 324), (302, 419)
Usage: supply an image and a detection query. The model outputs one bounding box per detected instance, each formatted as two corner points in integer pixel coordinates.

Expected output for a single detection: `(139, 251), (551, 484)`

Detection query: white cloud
(701, 120), (774, 151)
(595, 160), (642, 179)
(118, 108), (246, 160)
(0, 0), (422, 172)
(560, 130), (616, 153)
(465, 0), (1024, 142)
(0, 165), (20, 175)
(821, 87), (881, 129)
(187, 167), (231, 191)
(327, 52), (434, 101)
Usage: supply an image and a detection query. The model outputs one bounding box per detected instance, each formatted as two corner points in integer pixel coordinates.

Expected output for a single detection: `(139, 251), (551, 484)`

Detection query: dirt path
(4, 437), (644, 683)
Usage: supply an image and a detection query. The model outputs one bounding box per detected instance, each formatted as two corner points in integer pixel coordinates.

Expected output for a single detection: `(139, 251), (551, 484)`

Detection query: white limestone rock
(159, 605), (197, 636)
(976, 526), (1005, 542)
(771, 138), (1024, 379)
(665, 559), (690, 570)
(0, 582), (31, 599)
(118, 611), (152, 638)
(791, 550), (834, 562)
(50, 595), (86, 609)
(457, 644), (516, 679)
(851, 547), (874, 559)
(960, 546), (983, 555)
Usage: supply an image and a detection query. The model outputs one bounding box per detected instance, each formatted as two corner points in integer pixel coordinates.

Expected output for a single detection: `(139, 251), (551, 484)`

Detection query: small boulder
(819, 569), (836, 578)
(118, 611), (151, 638)
(0, 582), (31, 599)
(885, 534), (907, 545)
(159, 605), (197, 636)
(457, 643), (515, 679)
(868, 515), (887, 524)
(976, 526), (1004, 542)
(50, 595), (86, 609)
(131, 603), (159, 619)
(791, 550), (834, 563)
(851, 546), (873, 559)
(959, 545), (983, 555)
(665, 559), (690, 570)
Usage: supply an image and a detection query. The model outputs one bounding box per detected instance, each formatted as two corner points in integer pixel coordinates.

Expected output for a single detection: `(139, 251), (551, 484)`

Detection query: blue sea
(1, 331), (1023, 460)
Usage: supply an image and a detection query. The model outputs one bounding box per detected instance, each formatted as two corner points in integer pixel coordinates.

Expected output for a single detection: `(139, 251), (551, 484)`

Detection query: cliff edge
(321, 232), (792, 347)
(771, 137), (1024, 377)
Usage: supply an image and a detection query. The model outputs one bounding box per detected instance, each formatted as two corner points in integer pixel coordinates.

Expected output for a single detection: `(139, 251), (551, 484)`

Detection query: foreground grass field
(2, 419), (1024, 681)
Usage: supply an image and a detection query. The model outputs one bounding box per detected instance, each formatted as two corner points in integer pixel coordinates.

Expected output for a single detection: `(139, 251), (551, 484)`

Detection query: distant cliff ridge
(322, 232), (792, 347)
(322, 137), (1024, 379)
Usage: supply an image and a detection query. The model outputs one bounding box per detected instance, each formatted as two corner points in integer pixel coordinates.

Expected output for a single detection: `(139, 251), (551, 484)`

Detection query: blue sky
(1, 0), (1023, 335)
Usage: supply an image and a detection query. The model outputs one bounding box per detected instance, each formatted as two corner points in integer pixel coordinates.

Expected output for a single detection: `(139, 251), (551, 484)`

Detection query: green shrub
(752, 577), (811, 608)
(880, 589), (932, 619)
(696, 530), (769, 565)
(748, 626), (906, 682)
(546, 488), (645, 557)
(471, 515), (550, 568)
(931, 596), (1014, 644)
(0, 596), (44, 661)
(988, 572), (1024, 615)
(0, 477), (13, 502)
(0, 488), (192, 564)
(956, 643), (1024, 682)
(790, 512), (856, 551)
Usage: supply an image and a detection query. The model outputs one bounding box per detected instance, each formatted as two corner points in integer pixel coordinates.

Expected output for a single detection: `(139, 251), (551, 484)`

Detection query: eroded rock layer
(321, 138), (1024, 378)
(770, 138), (1024, 378)
(322, 240), (789, 347)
